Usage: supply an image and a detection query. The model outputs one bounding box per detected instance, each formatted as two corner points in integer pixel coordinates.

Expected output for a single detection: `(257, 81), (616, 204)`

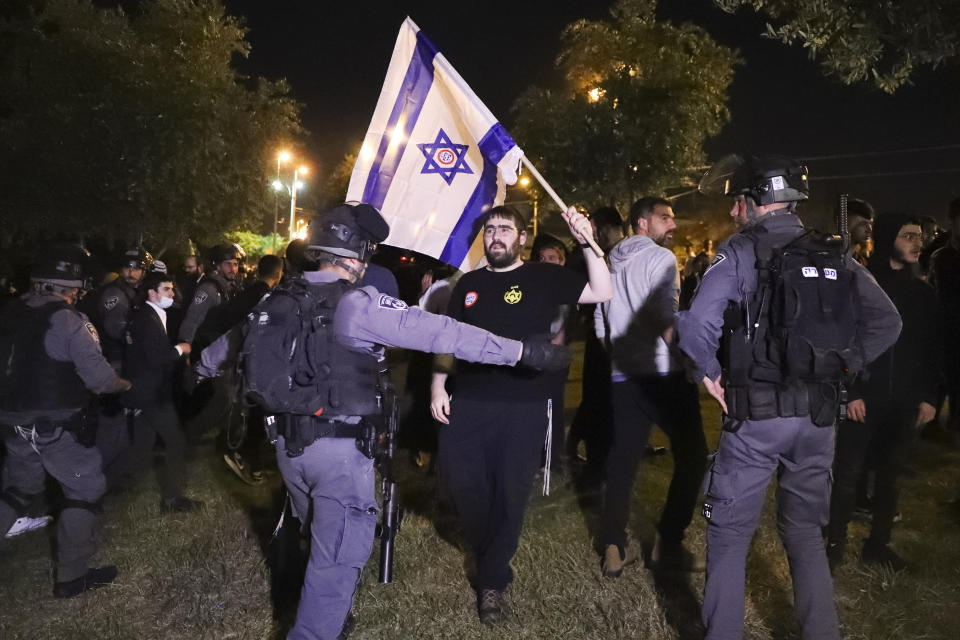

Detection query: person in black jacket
(827, 213), (941, 571)
(123, 272), (202, 513)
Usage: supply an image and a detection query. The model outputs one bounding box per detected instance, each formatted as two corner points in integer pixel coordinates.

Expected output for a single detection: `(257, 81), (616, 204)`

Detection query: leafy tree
(510, 0), (738, 210)
(320, 149), (359, 210)
(0, 0), (302, 249)
(715, 0), (960, 93)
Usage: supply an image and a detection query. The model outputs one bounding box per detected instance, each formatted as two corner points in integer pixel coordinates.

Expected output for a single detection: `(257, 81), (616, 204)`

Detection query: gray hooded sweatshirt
(595, 234), (681, 379)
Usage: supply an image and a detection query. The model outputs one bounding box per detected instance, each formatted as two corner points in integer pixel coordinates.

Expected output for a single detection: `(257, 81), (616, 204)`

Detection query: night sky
(224, 0), (960, 222)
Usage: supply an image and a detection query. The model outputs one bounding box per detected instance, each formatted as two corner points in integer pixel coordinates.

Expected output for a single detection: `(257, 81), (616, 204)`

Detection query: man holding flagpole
(431, 204), (612, 624)
(347, 17), (610, 624)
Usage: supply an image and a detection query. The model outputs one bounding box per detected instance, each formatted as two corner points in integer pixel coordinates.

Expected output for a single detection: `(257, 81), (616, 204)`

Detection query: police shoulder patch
(83, 322), (101, 345)
(703, 253), (726, 277)
(378, 294), (408, 310)
(103, 295), (119, 311)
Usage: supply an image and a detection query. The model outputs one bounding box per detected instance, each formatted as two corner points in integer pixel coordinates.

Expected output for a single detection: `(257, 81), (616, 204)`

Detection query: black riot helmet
(699, 154), (809, 206)
(121, 246), (154, 272)
(31, 243), (91, 289)
(208, 243), (245, 268)
(307, 203), (390, 263)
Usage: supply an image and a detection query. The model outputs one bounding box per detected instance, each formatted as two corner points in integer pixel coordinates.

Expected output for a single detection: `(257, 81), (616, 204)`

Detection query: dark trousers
(701, 416), (838, 640)
(600, 373), (707, 548)
(129, 403), (186, 500)
(0, 427), (105, 582)
(567, 335), (613, 473)
(438, 397), (546, 591)
(827, 399), (913, 550)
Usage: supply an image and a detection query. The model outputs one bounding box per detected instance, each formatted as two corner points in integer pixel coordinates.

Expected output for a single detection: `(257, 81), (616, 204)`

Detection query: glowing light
(360, 144), (375, 161)
(388, 118), (407, 153)
(278, 151), (291, 163)
(587, 87), (605, 103)
(519, 176), (531, 187)
(272, 180), (283, 191)
(427, 212), (437, 226)
(298, 166), (308, 175)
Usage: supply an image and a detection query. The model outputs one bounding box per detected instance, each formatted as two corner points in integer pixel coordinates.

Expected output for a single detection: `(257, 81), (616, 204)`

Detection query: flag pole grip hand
(520, 155), (604, 258)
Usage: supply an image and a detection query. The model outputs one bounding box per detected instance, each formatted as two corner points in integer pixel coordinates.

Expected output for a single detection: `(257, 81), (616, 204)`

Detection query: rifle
(838, 193), (850, 257)
(375, 385), (403, 584)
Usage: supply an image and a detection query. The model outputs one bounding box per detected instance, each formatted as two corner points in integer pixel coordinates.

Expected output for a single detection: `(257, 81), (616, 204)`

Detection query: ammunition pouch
(726, 381), (839, 427)
(275, 414), (363, 458)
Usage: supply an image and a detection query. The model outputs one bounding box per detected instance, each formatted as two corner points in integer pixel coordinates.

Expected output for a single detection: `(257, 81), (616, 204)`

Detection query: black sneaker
(477, 588), (509, 625)
(160, 496), (204, 514)
(861, 544), (907, 571)
(53, 566), (118, 598)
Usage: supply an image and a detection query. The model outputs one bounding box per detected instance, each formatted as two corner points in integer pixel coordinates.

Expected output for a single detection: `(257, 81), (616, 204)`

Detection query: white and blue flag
(346, 17), (524, 270)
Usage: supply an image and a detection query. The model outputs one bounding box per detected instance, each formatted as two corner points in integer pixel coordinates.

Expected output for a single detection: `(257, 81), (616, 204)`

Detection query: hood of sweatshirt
(869, 212), (915, 272)
(608, 234), (658, 272)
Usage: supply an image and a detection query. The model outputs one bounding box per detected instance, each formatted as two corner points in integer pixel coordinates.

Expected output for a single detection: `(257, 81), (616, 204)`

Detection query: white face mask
(157, 295), (174, 309)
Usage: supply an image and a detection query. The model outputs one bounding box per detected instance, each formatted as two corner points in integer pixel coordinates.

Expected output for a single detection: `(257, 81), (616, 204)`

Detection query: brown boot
(601, 544), (637, 578)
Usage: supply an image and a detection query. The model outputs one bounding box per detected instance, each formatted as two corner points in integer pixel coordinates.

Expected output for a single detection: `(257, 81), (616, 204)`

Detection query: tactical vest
(0, 300), (89, 414)
(91, 279), (137, 363)
(242, 278), (381, 418)
(198, 272), (235, 304)
(721, 227), (861, 427)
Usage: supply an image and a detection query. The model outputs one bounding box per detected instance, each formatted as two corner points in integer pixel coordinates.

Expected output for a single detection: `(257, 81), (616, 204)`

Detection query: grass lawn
(2, 344), (959, 639)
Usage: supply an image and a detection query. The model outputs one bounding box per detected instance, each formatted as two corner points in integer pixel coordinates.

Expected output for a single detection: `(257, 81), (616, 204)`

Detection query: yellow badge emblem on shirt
(503, 285), (522, 304)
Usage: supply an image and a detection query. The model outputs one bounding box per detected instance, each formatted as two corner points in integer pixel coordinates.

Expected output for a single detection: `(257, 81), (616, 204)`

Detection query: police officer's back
(242, 203), (570, 639)
(674, 155), (901, 640)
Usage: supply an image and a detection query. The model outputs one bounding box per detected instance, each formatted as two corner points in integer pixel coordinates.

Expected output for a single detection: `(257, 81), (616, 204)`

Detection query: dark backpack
(745, 228), (863, 385)
(0, 299), (38, 410)
(240, 279), (344, 416)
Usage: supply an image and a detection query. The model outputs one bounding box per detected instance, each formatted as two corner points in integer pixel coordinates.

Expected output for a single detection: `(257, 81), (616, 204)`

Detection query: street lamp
(274, 151), (291, 251)
(518, 175), (540, 236)
(289, 165), (308, 242)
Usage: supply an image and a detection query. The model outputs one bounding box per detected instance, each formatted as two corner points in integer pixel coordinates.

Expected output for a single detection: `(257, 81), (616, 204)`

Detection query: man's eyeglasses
(483, 225), (518, 237)
(897, 231), (923, 243)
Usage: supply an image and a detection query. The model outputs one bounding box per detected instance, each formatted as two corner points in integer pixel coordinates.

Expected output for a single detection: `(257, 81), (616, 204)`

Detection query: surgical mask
(157, 296), (174, 309)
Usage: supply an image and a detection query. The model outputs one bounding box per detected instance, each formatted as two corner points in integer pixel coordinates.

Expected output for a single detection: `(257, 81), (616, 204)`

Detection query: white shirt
(146, 299), (184, 356)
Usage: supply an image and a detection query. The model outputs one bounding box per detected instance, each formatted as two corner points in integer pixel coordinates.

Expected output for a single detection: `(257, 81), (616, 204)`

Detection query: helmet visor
(698, 154), (745, 198)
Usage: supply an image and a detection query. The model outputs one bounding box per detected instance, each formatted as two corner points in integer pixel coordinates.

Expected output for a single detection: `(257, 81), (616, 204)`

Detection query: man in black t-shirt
(430, 205), (612, 625)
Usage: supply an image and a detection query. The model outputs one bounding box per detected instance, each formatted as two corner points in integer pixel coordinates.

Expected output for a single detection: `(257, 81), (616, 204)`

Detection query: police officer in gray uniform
(242, 203), (569, 640)
(674, 155), (902, 639)
(0, 244), (132, 598)
(93, 247), (150, 478)
(96, 247), (151, 369)
(178, 243), (243, 346)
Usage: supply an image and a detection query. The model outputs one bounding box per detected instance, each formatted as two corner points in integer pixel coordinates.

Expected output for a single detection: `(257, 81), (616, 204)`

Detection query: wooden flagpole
(520, 155), (604, 258)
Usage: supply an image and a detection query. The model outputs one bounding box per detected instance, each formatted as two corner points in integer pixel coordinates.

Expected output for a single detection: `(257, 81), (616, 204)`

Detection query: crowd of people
(1, 155), (959, 640)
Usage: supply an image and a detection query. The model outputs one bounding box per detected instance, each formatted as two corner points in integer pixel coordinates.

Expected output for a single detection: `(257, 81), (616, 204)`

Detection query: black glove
(519, 337), (571, 371)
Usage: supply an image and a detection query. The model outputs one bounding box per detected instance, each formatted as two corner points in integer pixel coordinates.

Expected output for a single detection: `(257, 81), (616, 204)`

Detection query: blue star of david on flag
(417, 129), (473, 185)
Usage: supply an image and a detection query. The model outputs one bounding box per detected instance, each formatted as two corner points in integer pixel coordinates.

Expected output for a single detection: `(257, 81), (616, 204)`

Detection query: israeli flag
(347, 17), (524, 270)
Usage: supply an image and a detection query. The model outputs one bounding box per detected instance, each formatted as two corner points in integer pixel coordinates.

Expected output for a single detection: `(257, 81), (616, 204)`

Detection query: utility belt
(725, 380), (842, 429)
(266, 413), (375, 459)
(1, 409), (99, 447)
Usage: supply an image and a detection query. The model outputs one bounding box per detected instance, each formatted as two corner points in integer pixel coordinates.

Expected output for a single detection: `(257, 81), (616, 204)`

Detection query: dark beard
(654, 232), (674, 248)
(485, 238), (520, 268)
